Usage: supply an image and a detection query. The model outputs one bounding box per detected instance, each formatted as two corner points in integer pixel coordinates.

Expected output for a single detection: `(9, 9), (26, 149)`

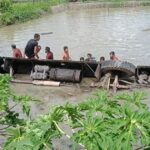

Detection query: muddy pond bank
(51, 1), (150, 13)
(10, 78), (150, 118)
(10, 78), (95, 117)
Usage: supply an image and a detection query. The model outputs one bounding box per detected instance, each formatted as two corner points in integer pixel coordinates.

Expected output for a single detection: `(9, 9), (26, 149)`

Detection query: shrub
(0, 2), (51, 25)
(0, 11), (15, 25)
(0, 0), (68, 26)
(0, 0), (12, 13)
(12, 3), (50, 22)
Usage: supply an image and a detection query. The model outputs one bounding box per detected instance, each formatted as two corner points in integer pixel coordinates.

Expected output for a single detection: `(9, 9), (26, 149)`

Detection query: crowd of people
(11, 33), (119, 62)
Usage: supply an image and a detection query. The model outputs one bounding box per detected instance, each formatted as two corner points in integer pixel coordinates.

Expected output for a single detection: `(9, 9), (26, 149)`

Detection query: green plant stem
(53, 121), (70, 138)
(135, 146), (150, 150)
(53, 121), (85, 148)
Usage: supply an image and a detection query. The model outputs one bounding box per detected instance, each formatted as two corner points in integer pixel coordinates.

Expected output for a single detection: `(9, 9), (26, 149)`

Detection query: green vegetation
(0, 0), (149, 25)
(82, 0), (150, 2)
(0, 74), (150, 150)
(0, 74), (37, 139)
(0, 0), (67, 25)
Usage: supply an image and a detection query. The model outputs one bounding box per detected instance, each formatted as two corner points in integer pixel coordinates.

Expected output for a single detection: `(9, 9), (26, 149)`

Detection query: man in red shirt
(11, 44), (22, 58)
(45, 47), (53, 60)
(110, 51), (119, 61)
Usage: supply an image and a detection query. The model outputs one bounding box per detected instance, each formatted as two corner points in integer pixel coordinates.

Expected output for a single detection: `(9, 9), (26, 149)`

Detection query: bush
(0, 0), (12, 13)
(13, 4), (38, 22)
(0, 11), (15, 25)
(0, 0), (68, 26)
(0, 2), (51, 25)
(13, 2), (51, 22)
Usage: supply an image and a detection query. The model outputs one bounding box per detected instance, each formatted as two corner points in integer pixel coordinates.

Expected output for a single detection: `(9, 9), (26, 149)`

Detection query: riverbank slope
(52, 1), (150, 13)
(0, 0), (67, 26)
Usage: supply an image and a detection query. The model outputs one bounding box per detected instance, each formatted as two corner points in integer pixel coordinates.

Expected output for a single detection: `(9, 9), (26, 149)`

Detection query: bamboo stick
(11, 79), (60, 87)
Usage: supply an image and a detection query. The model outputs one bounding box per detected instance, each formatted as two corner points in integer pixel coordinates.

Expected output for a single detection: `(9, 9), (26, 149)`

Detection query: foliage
(2, 89), (150, 150)
(0, 0), (68, 26)
(0, 74), (36, 135)
(0, 0), (12, 13)
(12, 2), (50, 22)
(0, 12), (15, 25)
(3, 106), (65, 150)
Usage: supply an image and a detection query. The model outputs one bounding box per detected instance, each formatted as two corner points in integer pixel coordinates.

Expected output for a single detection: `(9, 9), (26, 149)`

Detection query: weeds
(0, 74), (37, 133)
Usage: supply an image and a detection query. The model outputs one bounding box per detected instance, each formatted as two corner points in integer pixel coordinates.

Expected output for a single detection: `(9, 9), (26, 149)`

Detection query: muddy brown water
(0, 6), (149, 114)
(0, 7), (150, 65)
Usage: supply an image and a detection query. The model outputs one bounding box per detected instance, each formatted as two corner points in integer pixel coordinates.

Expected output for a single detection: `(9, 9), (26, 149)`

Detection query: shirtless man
(11, 44), (22, 58)
(62, 46), (71, 61)
(110, 51), (119, 61)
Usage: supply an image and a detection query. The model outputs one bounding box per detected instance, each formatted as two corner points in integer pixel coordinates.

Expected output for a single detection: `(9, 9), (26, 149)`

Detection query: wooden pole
(107, 77), (111, 91)
(9, 66), (13, 77)
(113, 75), (119, 93)
(94, 63), (101, 81)
(11, 79), (60, 87)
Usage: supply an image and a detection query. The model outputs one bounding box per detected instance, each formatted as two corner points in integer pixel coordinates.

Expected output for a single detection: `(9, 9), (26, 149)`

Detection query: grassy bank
(0, 0), (150, 26)
(0, 0), (67, 25)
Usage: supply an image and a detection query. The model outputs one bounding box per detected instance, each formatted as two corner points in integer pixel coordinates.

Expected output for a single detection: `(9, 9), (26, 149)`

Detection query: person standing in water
(62, 46), (71, 60)
(85, 53), (96, 62)
(100, 56), (105, 63)
(24, 33), (40, 59)
(45, 47), (53, 60)
(110, 51), (119, 61)
(11, 44), (22, 58)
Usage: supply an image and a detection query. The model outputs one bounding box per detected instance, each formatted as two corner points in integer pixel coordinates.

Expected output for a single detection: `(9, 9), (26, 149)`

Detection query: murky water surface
(1, 5), (150, 116)
(0, 7), (150, 65)
(10, 79), (94, 117)
(1, 7), (150, 147)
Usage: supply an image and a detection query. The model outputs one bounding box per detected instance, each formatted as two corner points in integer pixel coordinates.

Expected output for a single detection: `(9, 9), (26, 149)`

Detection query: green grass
(0, 0), (149, 25)
(12, 3), (50, 22)
(82, 0), (150, 2)
(0, 0), (67, 25)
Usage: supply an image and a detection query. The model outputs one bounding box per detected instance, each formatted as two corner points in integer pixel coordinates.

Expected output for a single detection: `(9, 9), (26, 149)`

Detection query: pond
(0, 7), (150, 65)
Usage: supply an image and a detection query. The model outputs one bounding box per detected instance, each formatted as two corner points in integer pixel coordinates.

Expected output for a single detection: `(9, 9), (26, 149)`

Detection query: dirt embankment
(51, 1), (150, 13)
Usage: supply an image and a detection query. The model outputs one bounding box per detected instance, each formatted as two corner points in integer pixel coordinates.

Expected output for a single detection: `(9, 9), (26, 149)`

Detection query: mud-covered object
(138, 73), (148, 84)
(148, 76), (150, 83)
(101, 60), (136, 77)
(34, 65), (50, 73)
(49, 68), (82, 83)
(30, 72), (48, 80)
(0, 57), (6, 73)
